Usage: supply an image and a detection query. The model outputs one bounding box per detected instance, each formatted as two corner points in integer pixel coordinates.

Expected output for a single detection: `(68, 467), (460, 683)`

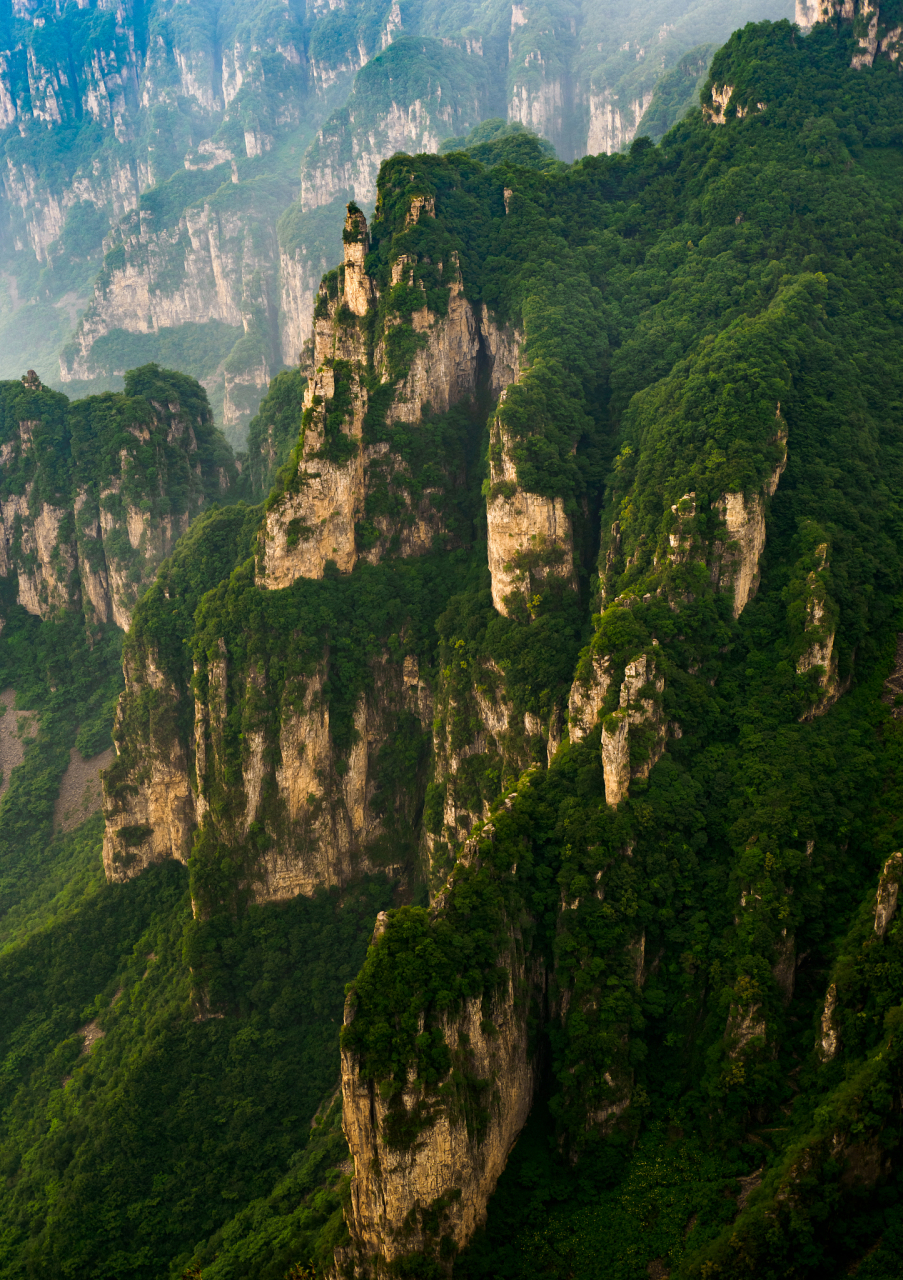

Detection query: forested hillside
(0, 0), (792, 444)
(2, 7), (903, 1280)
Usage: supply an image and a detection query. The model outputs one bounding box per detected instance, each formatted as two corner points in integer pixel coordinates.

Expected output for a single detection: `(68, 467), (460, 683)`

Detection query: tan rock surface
(102, 649), (197, 882)
(486, 422), (575, 616)
(338, 944), (538, 1274)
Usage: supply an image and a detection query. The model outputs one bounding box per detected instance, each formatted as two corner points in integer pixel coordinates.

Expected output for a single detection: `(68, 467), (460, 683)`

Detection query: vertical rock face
(874, 852), (902, 937)
(105, 199), (522, 898)
(796, 542), (846, 719)
(381, 265), (481, 427)
(426, 657), (550, 887)
(600, 651), (666, 807)
(585, 89), (655, 155)
(568, 654), (614, 744)
(795, 1), (901, 66)
(485, 417), (575, 617)
(260, 205), (522, 593)
(710, 418), (787, 619)
(0, 373), (230, 631)
(279, 247), (325, 365)
(102, 646), (197, 882)
(189, 647), (432, 904)
(337, 923), (538, 1277)
(818, 982), (840, 1061)
(257, 359), (366, 586)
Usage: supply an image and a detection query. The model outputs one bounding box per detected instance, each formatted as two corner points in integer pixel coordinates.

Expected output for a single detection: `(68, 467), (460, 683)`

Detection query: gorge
(1, 5), (903, 1280)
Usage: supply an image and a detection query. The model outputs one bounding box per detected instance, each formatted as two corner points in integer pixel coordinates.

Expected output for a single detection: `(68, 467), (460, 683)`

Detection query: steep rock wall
(585, 88), (655, 155)
(103, 197), (523, 896)
(485, 417), (575, 617)
(260, 205), (523, 591)
(0, 373), (229, 630)
(190, 644), (432, 905)
(339, 965), (537, 1275)
(710, 417), (787, 618)
(599, 649), (667, 807)
(336, 850), (540, 1277)
(102, 645), (196, 881)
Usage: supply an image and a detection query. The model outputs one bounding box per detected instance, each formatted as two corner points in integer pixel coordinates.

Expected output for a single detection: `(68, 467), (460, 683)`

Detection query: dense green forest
(3, 11), (903, 1280)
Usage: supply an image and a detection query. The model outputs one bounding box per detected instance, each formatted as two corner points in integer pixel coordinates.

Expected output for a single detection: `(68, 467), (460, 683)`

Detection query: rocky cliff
(0, 364), (234, 632)
(796, 0), (903, 66)
(93, 38), (903, 1268)
(337, 889), (539, 1276)
(1, 0), (791, 438)
(102, 194), (524, 902)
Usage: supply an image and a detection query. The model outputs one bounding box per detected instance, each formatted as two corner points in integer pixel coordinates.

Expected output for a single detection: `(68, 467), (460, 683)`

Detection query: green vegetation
(636, 43), (718, 143)
(335, 17), (903, 1278)
(439, 119), (560, 171)
(9, 10), (903, 1280)
(87, 322), (243, 384)
(244, 368), (310, 500)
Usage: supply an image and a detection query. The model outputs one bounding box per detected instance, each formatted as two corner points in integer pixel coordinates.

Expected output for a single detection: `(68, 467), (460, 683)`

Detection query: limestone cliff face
(0, 464), (78, 621)
(425, 656), (549, 888)
(337, 910), (538, 1276)
(710, 417), (787, 619)
(0, 376), (226, 630)
(569, 644), (671, 810)
(874, 851), (902, 938)
(584, 88), (654, 155)
(796, 541), (846, 719)
(260, 205), (522, 591)
(258, 360), (366, 586)
(599, 650), (667, 807)
(103, 197), (525, 900)
(59, 197), (281, 441)
(485, 417), (575, 617)
(564, 416), (787, 808)
(301, 68), (490, 214)
(279, 246), (327, 365)
(190, 646), (432, 904)
(568, 653), (614, 744)
(102, 645), (196, 882)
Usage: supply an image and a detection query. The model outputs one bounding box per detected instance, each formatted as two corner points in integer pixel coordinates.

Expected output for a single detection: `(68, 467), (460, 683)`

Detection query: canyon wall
(102, 200), (526, 901)
(0, 367), (233, 632)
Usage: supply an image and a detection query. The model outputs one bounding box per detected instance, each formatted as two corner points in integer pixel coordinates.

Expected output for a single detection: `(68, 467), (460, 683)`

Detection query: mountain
(0, 0), (794, 447)
(3, 5), (903, 1280)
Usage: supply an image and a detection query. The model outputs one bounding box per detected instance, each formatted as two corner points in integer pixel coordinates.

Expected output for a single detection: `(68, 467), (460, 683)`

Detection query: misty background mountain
(0, 0), (792, 447)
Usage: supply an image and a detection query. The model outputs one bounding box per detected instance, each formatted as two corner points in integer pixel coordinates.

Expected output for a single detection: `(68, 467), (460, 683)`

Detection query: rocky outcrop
(279, 248), (324, 365)
(337, 920), (538, 1276)
(568, 654), (614, 743)
(585, 88), (655, 154)
(704, 83), (767, 125)
(257, 214), (371, 587)
(796, 1), (902, 65)
(300, 40), (493, 213)
(102, 647), (197, 882)
(0, 486), (78, 620)
(796, 541), (847, 720)
(59, 198), (278, 441)
(0, 372), (233, 632)
(818, 982), (839, 1061)
(191, 647), (432, 904)
(261, 205), (522, 591)
(425, 659), (551, 881)
(258, 361), (365, 586)
(485, 418), (575, 617)
(600, 650), (666, 807)
(710, 416), (787, 619)
(875, 852), (902, 937)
